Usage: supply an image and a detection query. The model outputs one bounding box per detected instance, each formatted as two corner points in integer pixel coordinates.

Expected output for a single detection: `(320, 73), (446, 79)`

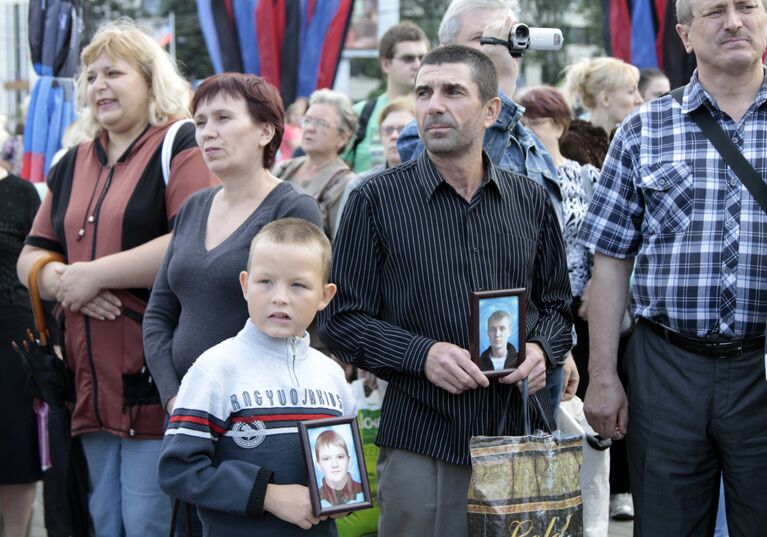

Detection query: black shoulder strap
(670, 86), (767, 214)
(355, 97), (378, 145)
(348, 97), (378, 167)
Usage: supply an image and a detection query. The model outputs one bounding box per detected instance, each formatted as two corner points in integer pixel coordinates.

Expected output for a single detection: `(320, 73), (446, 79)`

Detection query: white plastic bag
(557, 396), (610, 537)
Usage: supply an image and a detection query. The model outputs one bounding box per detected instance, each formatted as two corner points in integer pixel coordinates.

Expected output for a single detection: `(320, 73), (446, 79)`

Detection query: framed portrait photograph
(298, 416), (373, 517)
(470, 288), (526, 378)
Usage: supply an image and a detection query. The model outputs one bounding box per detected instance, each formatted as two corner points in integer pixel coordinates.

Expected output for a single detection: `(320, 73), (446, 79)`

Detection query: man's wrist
(403, 336), (438, 376)
(587, 364), (620, 383)
(527, 337), (556, 367)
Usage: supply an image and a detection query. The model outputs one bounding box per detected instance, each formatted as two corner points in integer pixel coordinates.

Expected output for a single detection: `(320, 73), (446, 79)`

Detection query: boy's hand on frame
(264, 484), (320, 529)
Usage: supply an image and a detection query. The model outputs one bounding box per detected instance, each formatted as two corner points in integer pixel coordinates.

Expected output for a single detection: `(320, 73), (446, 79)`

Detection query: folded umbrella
(12, 253), (91, 537)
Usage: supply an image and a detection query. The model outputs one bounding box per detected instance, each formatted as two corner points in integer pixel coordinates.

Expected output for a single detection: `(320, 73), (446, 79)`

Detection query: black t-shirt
(0, 174), (40, 340)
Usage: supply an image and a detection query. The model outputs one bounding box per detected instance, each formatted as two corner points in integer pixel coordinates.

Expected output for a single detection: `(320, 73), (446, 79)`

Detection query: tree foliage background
(398, 0), (605, 86)
(81, 0), (212, 82)
(518, 0), (604, 85)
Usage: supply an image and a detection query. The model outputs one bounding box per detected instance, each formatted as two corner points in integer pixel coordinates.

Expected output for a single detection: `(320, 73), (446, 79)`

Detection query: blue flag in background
(630, 0), (658, 67)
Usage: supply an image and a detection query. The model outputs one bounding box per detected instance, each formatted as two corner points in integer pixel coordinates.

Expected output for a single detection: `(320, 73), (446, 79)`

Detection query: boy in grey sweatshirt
(159, 218), (356, 536)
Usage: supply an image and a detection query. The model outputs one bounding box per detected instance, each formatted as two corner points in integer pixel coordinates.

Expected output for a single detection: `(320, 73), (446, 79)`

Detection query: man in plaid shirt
(579, 0), (767, 535)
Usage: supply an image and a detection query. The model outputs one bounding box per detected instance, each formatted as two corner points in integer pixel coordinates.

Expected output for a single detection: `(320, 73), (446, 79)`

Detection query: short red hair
(516, 85), (572, 134)
(192, 73), (284, 169)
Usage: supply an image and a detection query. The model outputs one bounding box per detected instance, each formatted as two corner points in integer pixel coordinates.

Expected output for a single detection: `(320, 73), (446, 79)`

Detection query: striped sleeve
(318, 187), (437, 379)
(158, 362), (273, 518)
(578, 122), (643, 258)
(527, 196), (574, 366)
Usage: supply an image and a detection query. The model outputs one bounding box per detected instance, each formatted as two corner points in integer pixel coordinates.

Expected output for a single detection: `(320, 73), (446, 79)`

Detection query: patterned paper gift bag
(467, 381), (583, 537)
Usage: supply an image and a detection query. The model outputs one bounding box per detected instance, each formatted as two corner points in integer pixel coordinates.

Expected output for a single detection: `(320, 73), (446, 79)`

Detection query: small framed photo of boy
(298, 416), (373, 517)
(470, 288), (526, 378)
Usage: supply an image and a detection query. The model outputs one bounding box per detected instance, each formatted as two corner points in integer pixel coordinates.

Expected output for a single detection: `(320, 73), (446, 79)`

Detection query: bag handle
(28, 253), (65, 346)
(669, 86), (767, 214)
(167, 498), (193, 537)
(496, 377), (554, 436)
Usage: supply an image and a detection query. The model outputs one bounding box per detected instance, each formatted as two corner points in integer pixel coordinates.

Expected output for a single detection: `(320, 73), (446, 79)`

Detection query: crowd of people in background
(2, 0), (766, 536)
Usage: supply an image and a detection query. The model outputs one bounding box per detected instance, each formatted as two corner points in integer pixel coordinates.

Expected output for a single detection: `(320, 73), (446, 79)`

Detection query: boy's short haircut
(246, 218), (332, 281)
(314, 429), (349, 460)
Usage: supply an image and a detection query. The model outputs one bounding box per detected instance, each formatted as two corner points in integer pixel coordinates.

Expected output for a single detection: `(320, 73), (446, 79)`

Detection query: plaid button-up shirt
(579, 69), (767, 339)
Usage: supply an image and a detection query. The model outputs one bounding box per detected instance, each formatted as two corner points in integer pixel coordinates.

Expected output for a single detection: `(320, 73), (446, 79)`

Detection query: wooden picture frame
(470, 288), (526, 378)
(298, 416), (373, 517)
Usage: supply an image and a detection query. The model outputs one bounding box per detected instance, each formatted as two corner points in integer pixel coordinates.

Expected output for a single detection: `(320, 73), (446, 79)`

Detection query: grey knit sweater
(143, 182), (322, 407)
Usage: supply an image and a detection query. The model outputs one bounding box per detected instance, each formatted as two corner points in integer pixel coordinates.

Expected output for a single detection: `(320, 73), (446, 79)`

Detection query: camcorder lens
(513, 25), (529, 40)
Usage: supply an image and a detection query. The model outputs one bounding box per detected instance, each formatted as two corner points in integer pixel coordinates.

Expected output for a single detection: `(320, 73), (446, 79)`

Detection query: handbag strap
(28, 253), (65, 345)
(161, 119), (194, 186)
(521, 378), (530, 436)
(496, 378), (532, 436)
(168, 498), (179, 537)
(670, 86), (767, 214)
(167, 497), (193, 537)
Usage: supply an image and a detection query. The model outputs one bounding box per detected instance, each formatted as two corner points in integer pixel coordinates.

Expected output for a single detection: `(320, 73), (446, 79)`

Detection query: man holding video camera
(399, 0), (577, 410)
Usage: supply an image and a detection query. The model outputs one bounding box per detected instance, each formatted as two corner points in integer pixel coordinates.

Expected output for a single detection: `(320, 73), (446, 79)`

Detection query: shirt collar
(239, 320), (311, 357)
(682, 66), (767, 115)
(414, 150), (505, 202)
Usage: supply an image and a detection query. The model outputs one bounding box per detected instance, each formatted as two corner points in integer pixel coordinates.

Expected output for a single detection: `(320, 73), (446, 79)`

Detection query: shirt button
(729, 177), (738, 187)
(726, 219), (736, 230)
(473, 246), (479, 253)
(658, 178), (667, 187)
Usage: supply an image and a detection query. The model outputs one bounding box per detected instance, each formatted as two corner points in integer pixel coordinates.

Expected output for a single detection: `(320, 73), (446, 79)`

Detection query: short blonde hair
(246, 218), (332, 282)
(378, 96), (415, 126)
(563, 57), (640, 111)
(76, 19), (191, 138)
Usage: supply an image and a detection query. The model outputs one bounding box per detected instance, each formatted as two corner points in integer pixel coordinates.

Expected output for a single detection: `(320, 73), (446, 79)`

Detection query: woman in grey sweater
(144, 73), (322, 412)
(143, 74), (321, 535)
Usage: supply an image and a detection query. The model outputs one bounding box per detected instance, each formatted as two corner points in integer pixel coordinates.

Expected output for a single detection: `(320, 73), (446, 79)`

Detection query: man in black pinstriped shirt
(318, 45), (572, 536)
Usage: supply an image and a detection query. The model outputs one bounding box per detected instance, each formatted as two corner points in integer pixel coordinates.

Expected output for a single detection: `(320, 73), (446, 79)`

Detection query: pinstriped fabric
(317, 151), (573, 465)
(579, 70), (767, 338)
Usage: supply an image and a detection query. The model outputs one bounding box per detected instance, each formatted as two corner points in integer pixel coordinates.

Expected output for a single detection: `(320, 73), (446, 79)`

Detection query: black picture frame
(470, 288), (526, 378)
(298, 416), (373, 517)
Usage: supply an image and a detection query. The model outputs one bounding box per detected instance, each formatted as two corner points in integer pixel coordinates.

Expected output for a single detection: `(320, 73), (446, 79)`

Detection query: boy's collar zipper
(289, 336), (300, 387)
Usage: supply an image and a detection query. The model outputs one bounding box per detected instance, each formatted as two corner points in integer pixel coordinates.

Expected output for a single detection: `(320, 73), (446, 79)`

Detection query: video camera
(479, 24), (564, 58)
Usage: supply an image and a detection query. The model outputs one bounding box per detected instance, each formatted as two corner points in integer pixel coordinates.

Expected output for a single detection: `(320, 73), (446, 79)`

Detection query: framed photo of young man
(298, 416), (373, 517)
(470, 288), (526, 378)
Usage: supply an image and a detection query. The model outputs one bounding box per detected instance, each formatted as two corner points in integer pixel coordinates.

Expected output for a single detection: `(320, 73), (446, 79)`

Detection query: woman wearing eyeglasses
(272, 89), (358, 239)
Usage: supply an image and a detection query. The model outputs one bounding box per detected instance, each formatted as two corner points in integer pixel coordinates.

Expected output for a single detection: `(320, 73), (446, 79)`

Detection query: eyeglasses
(393, 54), (424, 64)
(382, 124), (408, 136)
(300, 116), (334, 130)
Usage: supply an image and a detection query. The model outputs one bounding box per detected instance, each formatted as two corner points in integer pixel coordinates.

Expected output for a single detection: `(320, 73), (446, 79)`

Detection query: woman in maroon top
(17, 20), (215, 537)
